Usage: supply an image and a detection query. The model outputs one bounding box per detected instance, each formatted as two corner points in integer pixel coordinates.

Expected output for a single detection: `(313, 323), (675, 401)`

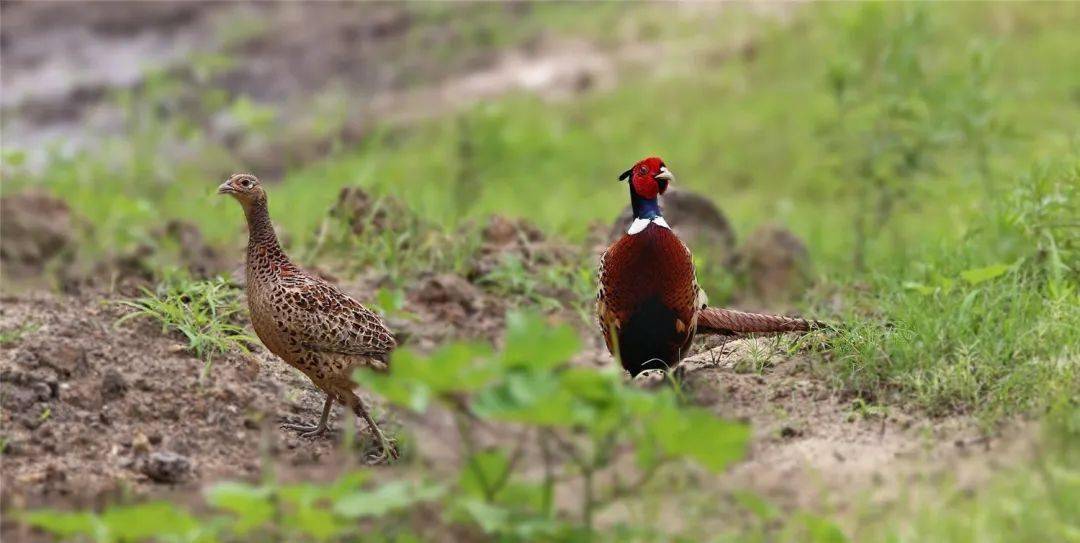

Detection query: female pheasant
(218, 173), (397, 461)
(597, 157), (818, 377)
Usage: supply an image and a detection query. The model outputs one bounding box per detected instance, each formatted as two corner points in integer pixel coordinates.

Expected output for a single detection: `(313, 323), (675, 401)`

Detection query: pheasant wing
(279, 275), (397, 358)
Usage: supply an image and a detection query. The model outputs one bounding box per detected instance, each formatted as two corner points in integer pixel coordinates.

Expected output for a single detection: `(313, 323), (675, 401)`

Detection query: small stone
(481, 215), (519, 246)
(779, 426), (801, 439)
(2, 439), (22, 456)
(101, 369), (128, 401)
(3, 387), (38, 411)
(131, 433), (151, 454)
(148, 432), (163, 446)
(14, 350), (37, 367)
(631, 369), (668, 390)
(39, 343), (87, 378)
(737, 224), (811, 305)
(141, 451), (191, 484)
(18, 412), (43, 430)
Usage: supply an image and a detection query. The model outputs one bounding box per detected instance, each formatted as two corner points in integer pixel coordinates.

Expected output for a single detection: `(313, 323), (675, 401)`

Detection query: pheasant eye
(241, 179), (252, 187)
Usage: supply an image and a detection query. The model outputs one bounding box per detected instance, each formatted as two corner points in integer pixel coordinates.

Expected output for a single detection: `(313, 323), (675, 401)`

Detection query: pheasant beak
(654, 167), (674, 192)
(217, 181), (236, 195)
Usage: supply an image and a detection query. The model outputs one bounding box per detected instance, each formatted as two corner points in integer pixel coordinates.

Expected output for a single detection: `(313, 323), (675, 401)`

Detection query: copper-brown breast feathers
(596, 224), (699, 357)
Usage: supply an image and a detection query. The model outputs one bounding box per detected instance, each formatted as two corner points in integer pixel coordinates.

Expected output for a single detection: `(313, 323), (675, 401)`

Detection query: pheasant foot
(281, 395), (333, 438)
(352, 396), (398, 463)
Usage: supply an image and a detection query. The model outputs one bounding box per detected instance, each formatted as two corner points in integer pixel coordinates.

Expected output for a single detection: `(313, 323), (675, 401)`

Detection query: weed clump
(116, 274), (255, 370)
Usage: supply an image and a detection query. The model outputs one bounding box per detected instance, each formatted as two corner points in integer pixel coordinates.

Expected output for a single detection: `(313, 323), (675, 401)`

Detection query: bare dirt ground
(0, 288), (1032, 522)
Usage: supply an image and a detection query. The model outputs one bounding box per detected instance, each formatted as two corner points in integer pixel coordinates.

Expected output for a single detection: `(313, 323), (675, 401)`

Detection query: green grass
(116, 274), (256, 368)
(819, 162), (1079, 420)
(0, 323), (39, 347)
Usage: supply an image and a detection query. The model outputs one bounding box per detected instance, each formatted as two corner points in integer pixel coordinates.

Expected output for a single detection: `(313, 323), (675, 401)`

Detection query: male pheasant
(218, 173), (397, 460)
(596, 157), (819, 377)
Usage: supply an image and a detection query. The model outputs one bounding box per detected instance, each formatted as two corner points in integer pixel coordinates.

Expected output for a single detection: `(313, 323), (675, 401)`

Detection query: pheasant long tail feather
(696, 307), (822, 336)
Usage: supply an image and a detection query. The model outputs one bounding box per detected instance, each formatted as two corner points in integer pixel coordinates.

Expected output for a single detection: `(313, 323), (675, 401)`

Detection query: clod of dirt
(471, 214), (574, 282)
(132, 432), (151, 454)
(779, 425), (803, 439)
(109, 219), (230, 285)
(140, 451), (192, 484)
(631, 369), (668, 390)
(33, 342), (88, 379)
(414, 273), (483, 313)
(330, 186), (413, 236)
(157, 219), (229, 278)
(736, 224), (810, 306)
(0, 191), (75, 280)
(481, 214), (544, 248)
(18, 412), (45, 431)
(607, 189), (736, 265)
(100, 368), (128, 401)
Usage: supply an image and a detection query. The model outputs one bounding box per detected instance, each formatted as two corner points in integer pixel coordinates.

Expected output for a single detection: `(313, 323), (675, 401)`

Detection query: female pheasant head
(217, 173), (266, 209)
(619, 156), (674, 232)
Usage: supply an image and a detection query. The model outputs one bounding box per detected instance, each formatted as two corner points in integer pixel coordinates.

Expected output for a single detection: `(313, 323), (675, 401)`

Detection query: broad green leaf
(645, 406), (750, 472)
(458, 449), (512, 498)
(360, 342), (496, 411)
(798, 513), (850, 543)
(496, 481), (548, 512)
(501, 312), (580, 370)
(733, 490), (780, 521)
(471, 373), (579, 426)
(457, 499), (510, 533)
(333, 481), (445, 519)
(323, 471), (371, 500)
(100, 502), (199, 541)
(206, 481), (274, 534)
(286, 506), (341, 542)
(19, 510), (101, 539)
(960, 263), (1011, 285)
(558, 367), (621, 403)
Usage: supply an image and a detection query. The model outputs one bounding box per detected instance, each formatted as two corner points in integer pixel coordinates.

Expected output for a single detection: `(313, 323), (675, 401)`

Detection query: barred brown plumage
(696, 307), (822, 336)
(218, 173), (397, 462)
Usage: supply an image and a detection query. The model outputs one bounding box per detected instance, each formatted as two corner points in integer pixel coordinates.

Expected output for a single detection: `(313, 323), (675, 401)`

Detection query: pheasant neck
(630, 188), (662, 220)
(243, 199), (285, 257)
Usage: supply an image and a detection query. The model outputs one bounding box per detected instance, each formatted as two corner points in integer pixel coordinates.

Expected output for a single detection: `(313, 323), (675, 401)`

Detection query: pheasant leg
(281, 395), (333, 438)
(351, 395), (397, 462)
